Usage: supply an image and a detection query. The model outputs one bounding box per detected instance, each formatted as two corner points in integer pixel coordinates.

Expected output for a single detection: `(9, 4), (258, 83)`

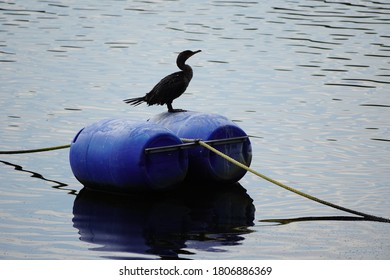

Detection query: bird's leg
(167, 103), (174, 112)
(167, 103), (186, 113)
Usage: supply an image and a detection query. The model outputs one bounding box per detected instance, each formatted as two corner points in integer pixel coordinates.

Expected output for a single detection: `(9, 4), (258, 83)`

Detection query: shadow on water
(72, 183), (255, 260)
(0, 159), (77, 195)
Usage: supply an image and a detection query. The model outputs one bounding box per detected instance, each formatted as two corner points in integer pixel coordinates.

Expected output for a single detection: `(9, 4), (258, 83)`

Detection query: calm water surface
(1, 0), (389, 259)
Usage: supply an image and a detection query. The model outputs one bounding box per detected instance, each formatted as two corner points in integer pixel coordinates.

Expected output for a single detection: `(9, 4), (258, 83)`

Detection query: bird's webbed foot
(167, 103), (186, 113)
(168, 108), (187, 113)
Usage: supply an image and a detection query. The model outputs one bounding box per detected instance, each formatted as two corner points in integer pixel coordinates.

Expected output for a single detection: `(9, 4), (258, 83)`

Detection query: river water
(1, 0), (389, 259)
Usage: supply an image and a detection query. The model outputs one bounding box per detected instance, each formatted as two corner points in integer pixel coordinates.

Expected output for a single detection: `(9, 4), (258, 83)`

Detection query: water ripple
(268, 0), (390, 89)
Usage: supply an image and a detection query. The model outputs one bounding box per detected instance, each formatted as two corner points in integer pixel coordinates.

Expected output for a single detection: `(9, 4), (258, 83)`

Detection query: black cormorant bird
(124, 50), (201, 112)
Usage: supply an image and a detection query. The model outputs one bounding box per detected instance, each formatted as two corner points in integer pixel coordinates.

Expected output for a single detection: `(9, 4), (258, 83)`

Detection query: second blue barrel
(150, 111), (252, 184)
(69, 119), (188, 192)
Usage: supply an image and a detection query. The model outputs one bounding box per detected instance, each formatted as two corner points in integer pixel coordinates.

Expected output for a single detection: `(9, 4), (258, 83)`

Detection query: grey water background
(1, 0), (389, 259)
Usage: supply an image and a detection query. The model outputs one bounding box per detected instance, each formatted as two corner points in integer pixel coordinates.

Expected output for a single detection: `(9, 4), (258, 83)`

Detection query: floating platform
(69, 111), (252, 193)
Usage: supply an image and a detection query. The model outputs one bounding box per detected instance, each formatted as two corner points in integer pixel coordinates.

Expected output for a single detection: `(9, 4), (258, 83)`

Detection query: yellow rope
(0, 144), (71, 154)
(2, 138), (389, 223)
(182, 138), (390, 223)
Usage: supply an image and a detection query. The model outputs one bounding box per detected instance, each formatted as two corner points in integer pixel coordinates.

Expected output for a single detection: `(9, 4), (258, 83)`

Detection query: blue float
(150, 111), (252, 184)
(69, 119), (188, 192)
(69, 112), (252, 192)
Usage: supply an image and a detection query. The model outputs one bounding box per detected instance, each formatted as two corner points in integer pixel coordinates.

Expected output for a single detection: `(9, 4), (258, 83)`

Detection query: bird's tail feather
(123, 96), (146, 106)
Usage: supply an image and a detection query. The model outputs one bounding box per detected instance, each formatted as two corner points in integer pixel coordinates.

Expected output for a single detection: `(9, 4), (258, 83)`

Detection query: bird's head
(177, 50), (201, 64)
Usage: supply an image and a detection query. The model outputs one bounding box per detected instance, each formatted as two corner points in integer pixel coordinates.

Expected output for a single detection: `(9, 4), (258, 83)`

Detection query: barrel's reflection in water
(73, 183), (255, 259)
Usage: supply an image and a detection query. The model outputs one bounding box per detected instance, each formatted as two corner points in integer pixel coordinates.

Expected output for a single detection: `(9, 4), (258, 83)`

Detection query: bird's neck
(177, 61), (192, 72)
(178, 63), (193, 79)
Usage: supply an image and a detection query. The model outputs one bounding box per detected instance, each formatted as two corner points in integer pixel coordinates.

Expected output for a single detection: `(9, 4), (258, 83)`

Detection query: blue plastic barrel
(149, 111), (252, 184)
(69, 119), (188, 192)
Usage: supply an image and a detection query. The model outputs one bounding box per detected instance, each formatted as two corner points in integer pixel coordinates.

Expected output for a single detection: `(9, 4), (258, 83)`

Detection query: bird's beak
(194, 50), (202, 55)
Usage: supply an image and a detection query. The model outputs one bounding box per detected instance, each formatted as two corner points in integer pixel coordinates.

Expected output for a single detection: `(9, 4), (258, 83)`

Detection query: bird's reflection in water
(72, 183), (255, 259)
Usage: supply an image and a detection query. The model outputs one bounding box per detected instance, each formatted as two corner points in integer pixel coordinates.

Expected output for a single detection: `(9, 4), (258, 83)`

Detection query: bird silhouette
(124, 50), (201, 112)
